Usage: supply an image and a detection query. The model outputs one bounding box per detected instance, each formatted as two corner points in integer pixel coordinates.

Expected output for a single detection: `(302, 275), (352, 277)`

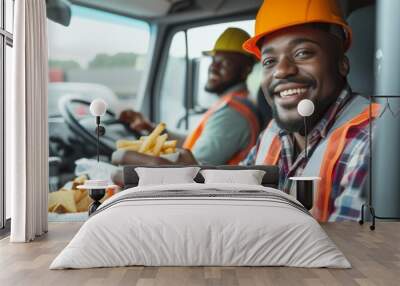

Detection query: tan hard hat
(203, 27), (253, 57)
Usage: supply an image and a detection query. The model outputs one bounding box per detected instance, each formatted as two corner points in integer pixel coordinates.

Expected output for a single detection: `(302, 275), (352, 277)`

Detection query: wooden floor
(0, 222), (399, 286)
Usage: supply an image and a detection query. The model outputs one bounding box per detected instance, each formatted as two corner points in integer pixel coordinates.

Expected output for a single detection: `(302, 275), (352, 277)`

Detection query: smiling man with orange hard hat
(240, 0), (379, 222)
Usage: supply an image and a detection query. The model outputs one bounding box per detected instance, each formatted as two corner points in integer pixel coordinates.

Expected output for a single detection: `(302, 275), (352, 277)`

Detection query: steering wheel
(58, 96), (142, 157)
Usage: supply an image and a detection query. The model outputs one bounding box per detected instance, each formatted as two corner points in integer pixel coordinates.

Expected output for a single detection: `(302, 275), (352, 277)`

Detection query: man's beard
(272, 105), (305, 133)
(205, 76), (242, 95)
(266, 77), (318, 133)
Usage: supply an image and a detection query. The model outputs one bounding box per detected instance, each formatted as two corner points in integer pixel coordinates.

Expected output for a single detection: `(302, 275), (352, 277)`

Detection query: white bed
(50, 183), (350, 269)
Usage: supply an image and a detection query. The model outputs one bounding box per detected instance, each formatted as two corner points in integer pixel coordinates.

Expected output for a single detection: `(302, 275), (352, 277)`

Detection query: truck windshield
(48, 5), (150, 116)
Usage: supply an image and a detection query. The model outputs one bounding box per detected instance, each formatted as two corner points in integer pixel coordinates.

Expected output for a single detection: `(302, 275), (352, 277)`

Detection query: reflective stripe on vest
(183, 91), (260, 165)
(254, 120), (281, 165)
(259, 95), (379, 221)
(302, 97), (379, 221)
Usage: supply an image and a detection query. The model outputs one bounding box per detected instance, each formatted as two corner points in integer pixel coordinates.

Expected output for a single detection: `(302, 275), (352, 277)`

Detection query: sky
(48, 5), (150, 68)
(168, 20), (255, 58)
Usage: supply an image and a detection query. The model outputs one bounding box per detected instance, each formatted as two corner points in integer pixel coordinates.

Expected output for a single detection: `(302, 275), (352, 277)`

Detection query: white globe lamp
(297, 99), (315, 117)
(90, 98), (107, 117)
(90, 99), (107, 162)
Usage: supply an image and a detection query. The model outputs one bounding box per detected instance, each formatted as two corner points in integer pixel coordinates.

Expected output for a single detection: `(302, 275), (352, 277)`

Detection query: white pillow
(200, 169), (266, 185)
(135, 167), (200, 186)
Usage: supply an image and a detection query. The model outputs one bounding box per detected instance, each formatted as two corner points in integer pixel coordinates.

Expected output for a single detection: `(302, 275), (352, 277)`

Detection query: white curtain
(8, 0), (49, 242)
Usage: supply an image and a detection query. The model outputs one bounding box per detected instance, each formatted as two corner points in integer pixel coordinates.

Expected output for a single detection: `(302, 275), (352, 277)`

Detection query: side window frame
(152, 27), (188, 126)
(153, 16), (256, 133)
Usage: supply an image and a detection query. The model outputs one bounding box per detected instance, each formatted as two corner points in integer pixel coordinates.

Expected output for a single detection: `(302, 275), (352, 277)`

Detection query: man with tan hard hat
(241, 0), (379, 221)
(114, 27), (260, 166)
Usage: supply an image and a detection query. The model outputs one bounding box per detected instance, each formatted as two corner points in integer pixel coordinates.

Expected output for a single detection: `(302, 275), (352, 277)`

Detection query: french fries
(162, 140), (177, 149)
(115, 122), (178, 157)
(139, 122), (166, 153)
(152, 133), (168, 156)
(116, 140), (142, 150)
(163, 147), (175, 154)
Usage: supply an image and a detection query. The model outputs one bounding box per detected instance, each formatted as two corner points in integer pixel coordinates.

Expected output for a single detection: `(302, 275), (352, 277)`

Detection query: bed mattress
(50, 183), (350, 269)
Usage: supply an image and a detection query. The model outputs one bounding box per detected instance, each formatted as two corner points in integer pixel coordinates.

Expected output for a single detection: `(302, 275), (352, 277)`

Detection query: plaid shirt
(242, 85), (371, 221)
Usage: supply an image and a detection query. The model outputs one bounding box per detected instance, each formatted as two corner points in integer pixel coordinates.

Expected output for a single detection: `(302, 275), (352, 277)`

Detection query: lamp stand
(88, 116), (106, 215)
(94, 116), (105, 162)
(304, 117), (308, 160)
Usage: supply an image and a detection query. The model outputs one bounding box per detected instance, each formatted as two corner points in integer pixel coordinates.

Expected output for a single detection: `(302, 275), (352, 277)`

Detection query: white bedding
(50, 183), (350, 269)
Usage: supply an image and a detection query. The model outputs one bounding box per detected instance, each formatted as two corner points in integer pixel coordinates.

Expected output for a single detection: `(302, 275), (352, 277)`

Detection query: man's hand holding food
(119, 109), (155, 133)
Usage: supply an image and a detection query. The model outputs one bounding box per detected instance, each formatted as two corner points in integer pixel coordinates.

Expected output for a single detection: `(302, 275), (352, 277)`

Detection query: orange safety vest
(183, 91), (260, 165)
(260, 96), (379, 221)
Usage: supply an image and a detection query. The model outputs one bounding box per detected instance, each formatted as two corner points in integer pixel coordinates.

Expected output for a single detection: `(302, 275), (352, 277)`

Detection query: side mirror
(46, 0), (72, 27)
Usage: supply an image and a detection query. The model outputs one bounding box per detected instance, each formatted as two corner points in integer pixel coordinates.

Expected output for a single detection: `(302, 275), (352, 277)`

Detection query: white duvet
(50, 183), (350, 269)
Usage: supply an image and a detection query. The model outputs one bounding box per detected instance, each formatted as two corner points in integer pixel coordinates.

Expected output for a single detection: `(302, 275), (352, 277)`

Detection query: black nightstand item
(289, 177), (320, 211)
(296, 180), (314, 210)
(88, 188), (105, 215)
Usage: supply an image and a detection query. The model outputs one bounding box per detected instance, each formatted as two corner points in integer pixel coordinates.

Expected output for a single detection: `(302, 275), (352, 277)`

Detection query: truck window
(159, 20), (260, 133)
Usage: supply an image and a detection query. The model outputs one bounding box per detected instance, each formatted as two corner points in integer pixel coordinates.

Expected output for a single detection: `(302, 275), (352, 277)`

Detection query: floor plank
(0, 222), (399, 286)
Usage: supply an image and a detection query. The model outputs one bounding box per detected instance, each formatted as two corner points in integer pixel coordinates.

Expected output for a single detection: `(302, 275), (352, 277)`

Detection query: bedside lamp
(89, 99), (107, 162)
(290, 99), (318, 211)
(297, 99), (315, 160)
(86, 99), (108, 215)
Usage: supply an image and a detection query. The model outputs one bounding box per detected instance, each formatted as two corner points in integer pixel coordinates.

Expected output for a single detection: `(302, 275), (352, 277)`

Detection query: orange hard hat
(243, 0), (352, 59)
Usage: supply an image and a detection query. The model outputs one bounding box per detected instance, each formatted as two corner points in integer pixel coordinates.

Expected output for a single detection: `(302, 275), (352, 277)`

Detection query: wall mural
(46, 1), (400, 229)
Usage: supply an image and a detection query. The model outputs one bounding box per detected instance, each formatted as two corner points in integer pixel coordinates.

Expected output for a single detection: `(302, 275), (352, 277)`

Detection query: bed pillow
(135, 167), (201, 186)
(200, 169), (266, 185)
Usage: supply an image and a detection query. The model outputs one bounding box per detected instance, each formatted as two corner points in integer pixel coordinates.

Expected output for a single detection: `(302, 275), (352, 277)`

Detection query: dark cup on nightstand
(88, 188), (106, 215)
(77, 179), (110, 216)
(296, 180), (313, 210)
(289, 177), (321, 210)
